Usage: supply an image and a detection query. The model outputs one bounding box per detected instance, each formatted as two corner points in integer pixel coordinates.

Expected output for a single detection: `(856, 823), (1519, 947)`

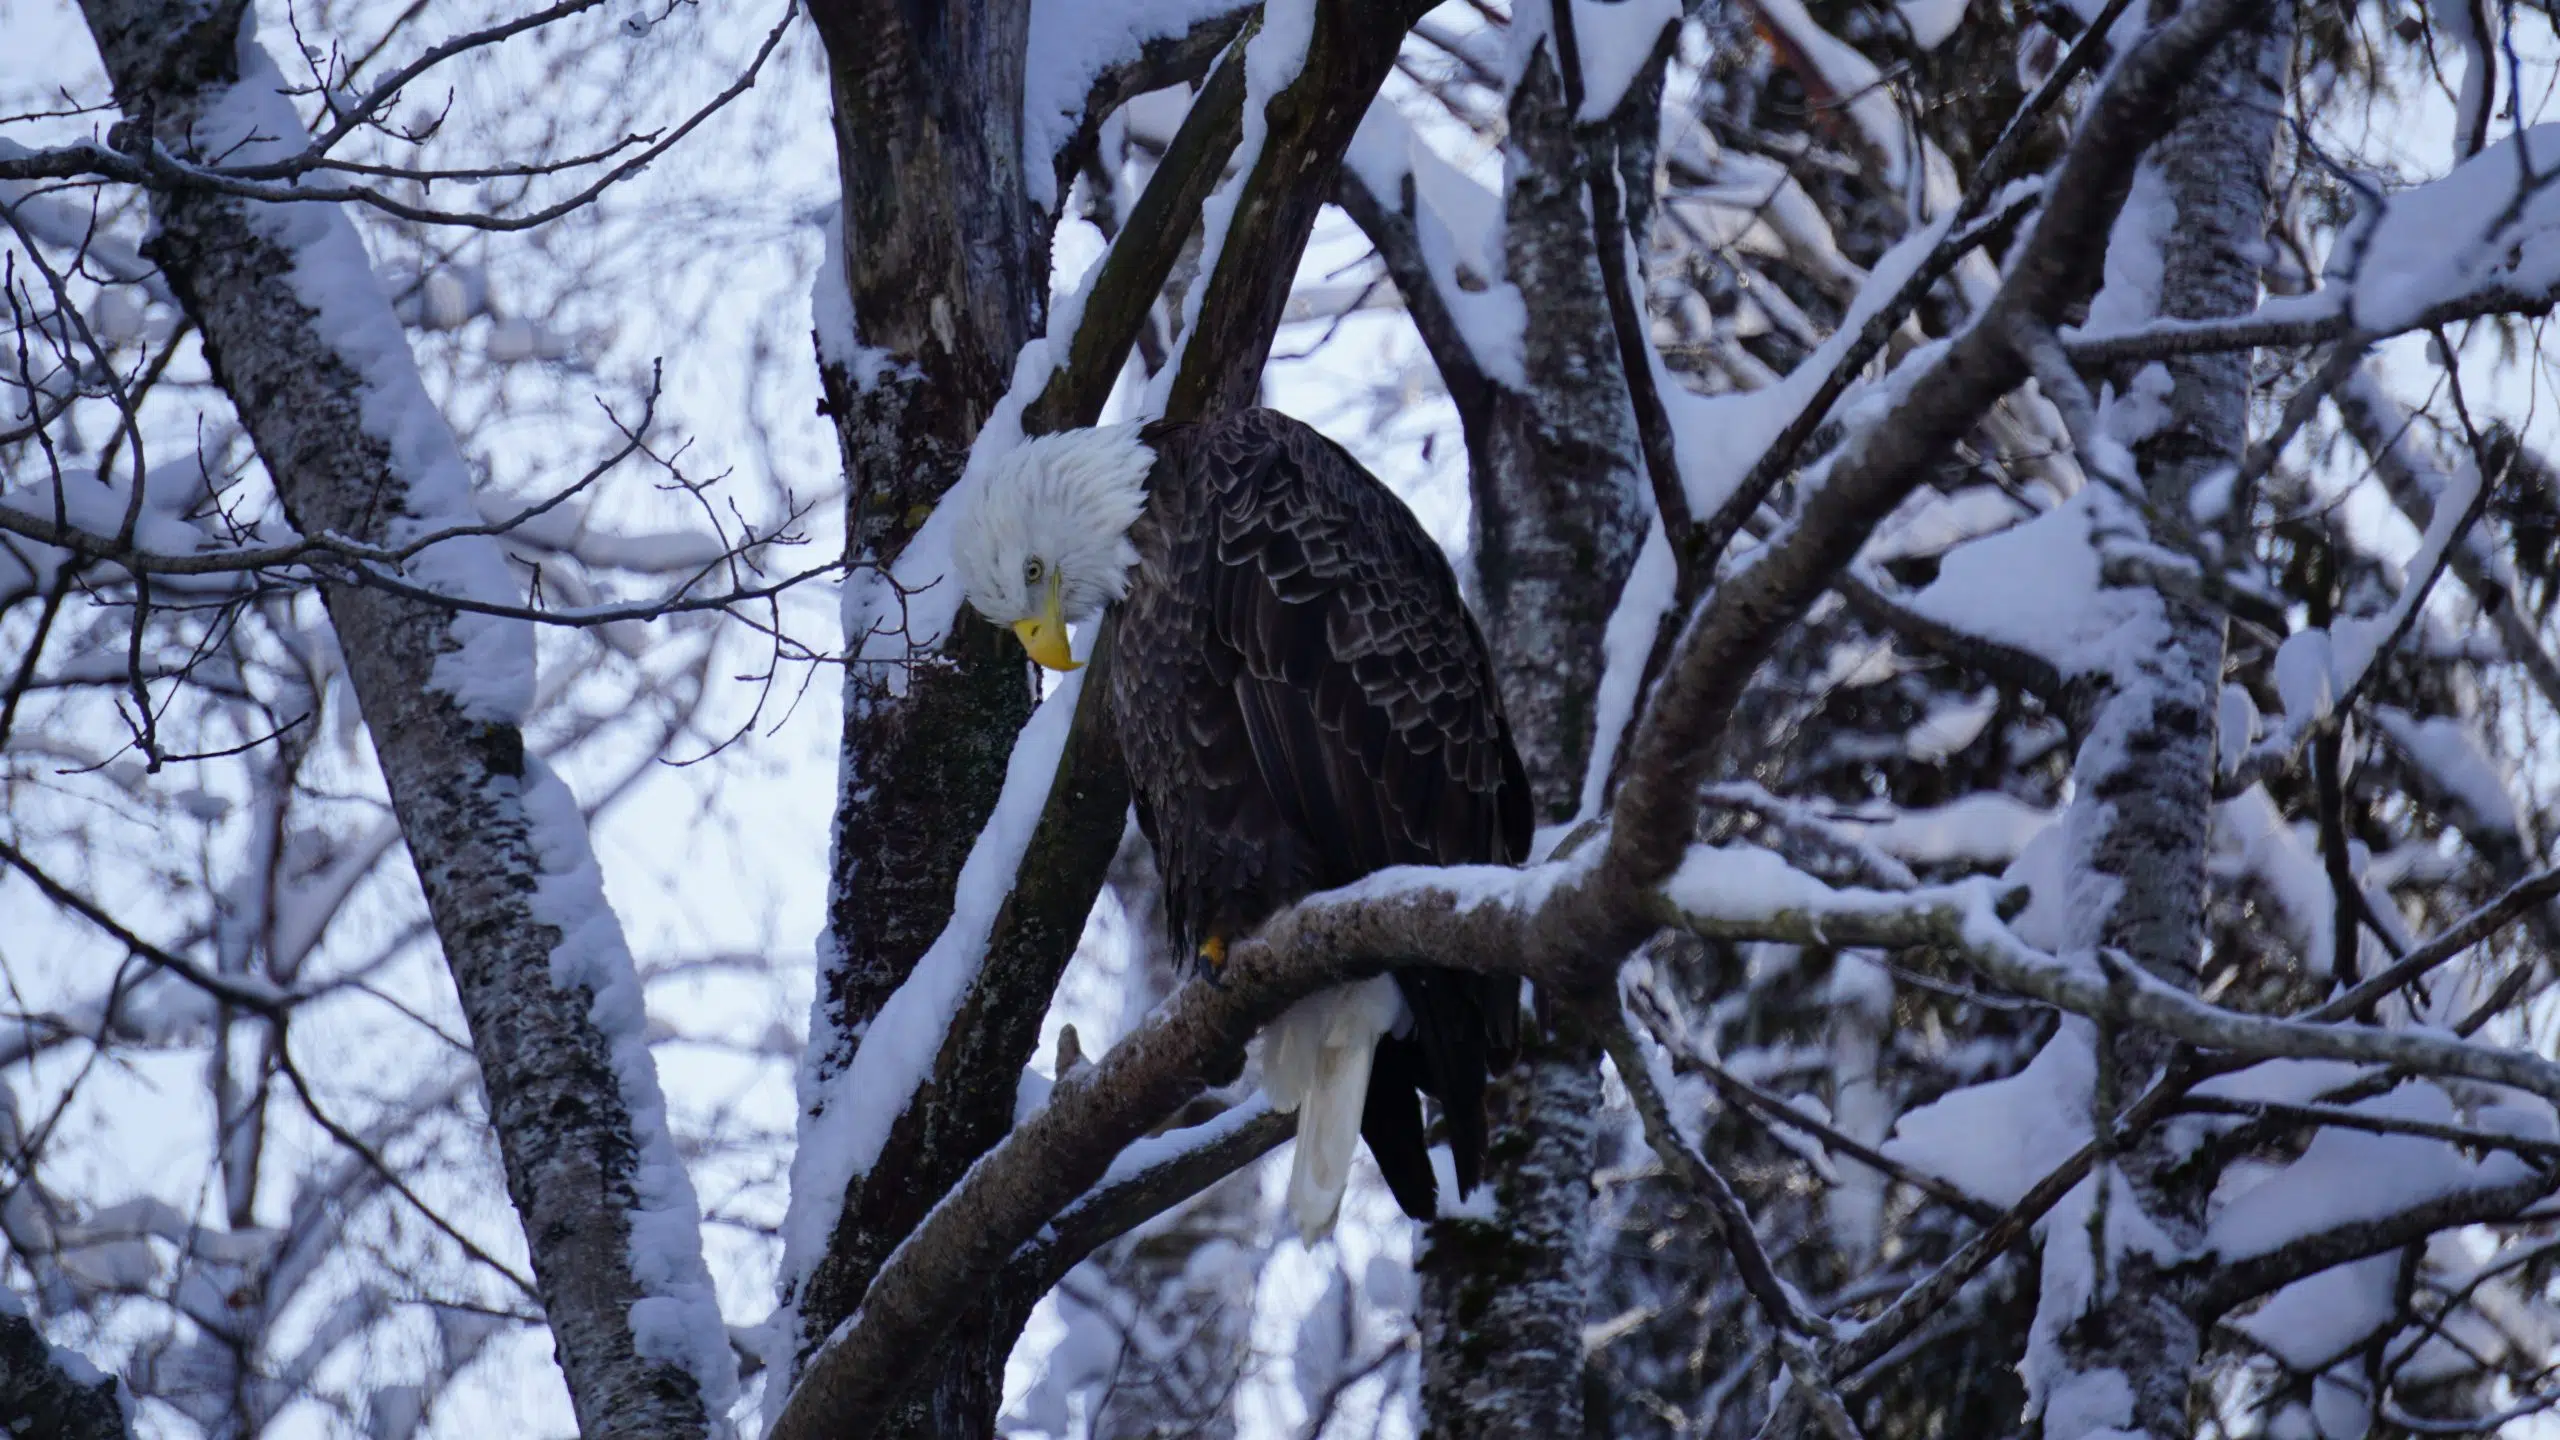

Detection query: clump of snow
(1566, 0), (1679, 121)
(1906, 488), (2155, 677)
(1020, 0), (1249, 211)
(1577, 519), (1674, 822)
(2231, 1253), (2397, 1370)
(1661, 844), (1843, 926)
(2209, 1082), (2536, 1260)
(1345, 103), (1527, 387)
(1887, 1024), (2092, 1206)
(2352, 125), (2560, 335)
(521, 758), (737, 1415)
(1865, 485), (2028, 564)
(810, 203), (908, 394)
(2329, 453), (2482, 687)
(1858, 793), (2054, 869)
(2079, 162), (2169, 339)
(2373, 706), (2523, 839)
(2216, 684), (2259, 777)
(2211, 786), (2338, 974)
(777, 667), (1088, 1387)
(197, 27), (533, 724)
(1895, 0), (1967, 50)
(2272, 628), (2336, 725)
(1904, 686), (1998, 762)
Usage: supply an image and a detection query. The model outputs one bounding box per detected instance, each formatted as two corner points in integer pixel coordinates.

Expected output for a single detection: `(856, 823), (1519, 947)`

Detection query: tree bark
(2040, 9), (2290, 1436)
(1348, 20), (1657, 1436)
(74, 2), (730, 1435)
(786, 1), (1049, 1432)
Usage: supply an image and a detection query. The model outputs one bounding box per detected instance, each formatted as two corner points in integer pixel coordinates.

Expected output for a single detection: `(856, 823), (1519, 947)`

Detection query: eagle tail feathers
(1263, 976), (1406, 1243)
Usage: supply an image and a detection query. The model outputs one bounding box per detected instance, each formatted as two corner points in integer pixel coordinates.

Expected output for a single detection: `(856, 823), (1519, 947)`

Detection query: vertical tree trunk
(73, 3), (734, 1434)
(2041, 11), (2291, 1436)
(1414, 20), (1654, 1438)
(783, 2), (1045, 1432)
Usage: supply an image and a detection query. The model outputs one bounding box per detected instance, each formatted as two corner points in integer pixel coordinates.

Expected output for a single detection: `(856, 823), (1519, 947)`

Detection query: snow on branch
(1022, 0), (1255, 211)
(2065, 125), (2560, 369)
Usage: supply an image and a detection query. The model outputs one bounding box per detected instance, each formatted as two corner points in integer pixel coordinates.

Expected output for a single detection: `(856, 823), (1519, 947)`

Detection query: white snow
(0, 139), (171, 301)
(1146, 0), (1317, 414)
(2209, 1082), (2536, 1260)
(778, 665), (1089, 1371)
(1903, 686), (1997, 762)
(1906, 487), (2155, 677)
(1746, 0), (1910, 189)
(2373, 706), (2523, 839)
(2352, 125), (2560, 335)
(810, 203), (907, 394)
(1857, 792), (2054, 869)
(2211, 785), (2339, 975)
(1566, 0), (1680, 122)
(2230, 1253), (2398, 1369)
(1665, 192), (1970, 520)
(1864, 484), (2028, 564)
(521, 757), (738, 1417)
(2329, 453), (2482, 688)
(1886, 1024), (2092, 1207)
(1345, 103), (1527, 387)
(196, 29), (533, 724)
(1660, 844), (1845, 925)
(1895, 0), (1968, 50)
(2272, 628), (2337, 726)
(2078, 162), (2170, 341)
(1577, 518), (1673, 822)
(1020, 0), (1248, 211)
(2216, 683), (2259, 777)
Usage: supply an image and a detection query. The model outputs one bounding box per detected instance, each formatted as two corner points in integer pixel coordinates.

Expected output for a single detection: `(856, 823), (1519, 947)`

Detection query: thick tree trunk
(74, 3), (731, 1435)
(1391, 23), (1653, 1439)
(783, 4), (1047, 1435)
(2040, 11), (2290, 1436)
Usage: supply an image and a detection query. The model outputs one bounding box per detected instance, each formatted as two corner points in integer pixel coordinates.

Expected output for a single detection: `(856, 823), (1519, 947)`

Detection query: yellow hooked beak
(1011, 578), (1079, 672)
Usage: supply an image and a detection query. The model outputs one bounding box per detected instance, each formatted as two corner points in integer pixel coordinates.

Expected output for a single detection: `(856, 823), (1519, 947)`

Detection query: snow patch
(778, 668), (1089, 1374)
(2353, 125), (2560, 334)
(199, 28), (532, 723)
(522, 759), (737, 1417)
(1568, 0), (1679, 121)
(1021, 0), (1248, 211)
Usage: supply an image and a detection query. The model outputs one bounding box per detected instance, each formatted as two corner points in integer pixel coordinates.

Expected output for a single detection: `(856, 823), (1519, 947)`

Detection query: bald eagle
(952, 407), (1530, 1240)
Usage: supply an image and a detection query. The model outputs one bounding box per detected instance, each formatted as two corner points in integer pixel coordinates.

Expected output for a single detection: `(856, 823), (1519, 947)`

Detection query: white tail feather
(1260, 976), (1406, 1243)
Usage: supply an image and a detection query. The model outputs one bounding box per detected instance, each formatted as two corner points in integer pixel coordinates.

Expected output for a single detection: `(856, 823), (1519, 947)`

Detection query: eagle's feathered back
(1111, 409), (1531, 1235)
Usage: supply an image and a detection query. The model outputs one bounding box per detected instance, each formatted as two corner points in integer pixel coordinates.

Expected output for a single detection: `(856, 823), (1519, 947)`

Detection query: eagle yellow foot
(1195, 935), (1229, 987)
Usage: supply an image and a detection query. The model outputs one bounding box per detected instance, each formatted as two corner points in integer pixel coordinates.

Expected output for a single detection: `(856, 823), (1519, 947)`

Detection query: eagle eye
(1023, 558), (1045, 587)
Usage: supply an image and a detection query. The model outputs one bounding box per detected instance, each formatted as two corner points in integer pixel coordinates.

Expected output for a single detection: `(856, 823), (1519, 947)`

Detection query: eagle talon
(1195, 936), (1229, 986)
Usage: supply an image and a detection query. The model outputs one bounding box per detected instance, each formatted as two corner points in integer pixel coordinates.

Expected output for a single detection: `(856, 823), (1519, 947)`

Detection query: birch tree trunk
(70, 2), (732, 1435)
(1346, 16), (1655, 1433)
(2041, 9), (2291, 1434)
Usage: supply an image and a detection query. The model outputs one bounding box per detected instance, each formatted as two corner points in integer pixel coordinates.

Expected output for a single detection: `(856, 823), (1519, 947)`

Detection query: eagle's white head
(950, 424), (1156, 672)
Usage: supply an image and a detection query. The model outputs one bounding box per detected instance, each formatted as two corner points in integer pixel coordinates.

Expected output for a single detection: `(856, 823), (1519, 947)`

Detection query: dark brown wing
(1130, 409), (1529, 1213)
